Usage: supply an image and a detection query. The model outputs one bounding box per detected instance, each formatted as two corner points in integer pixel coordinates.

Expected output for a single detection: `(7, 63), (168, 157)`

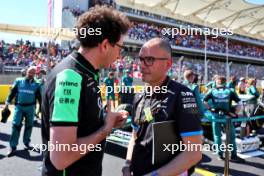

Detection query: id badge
(144, 107), (154, 122)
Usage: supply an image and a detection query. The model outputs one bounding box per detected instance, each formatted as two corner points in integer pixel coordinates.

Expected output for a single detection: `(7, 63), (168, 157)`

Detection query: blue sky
(0, 0), (263, 43)
(245, 0), (264, 5)
(0, 0), (47, 43)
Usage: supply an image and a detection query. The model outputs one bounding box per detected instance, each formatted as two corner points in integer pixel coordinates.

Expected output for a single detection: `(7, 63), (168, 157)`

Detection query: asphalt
(0, 116), (264, 176)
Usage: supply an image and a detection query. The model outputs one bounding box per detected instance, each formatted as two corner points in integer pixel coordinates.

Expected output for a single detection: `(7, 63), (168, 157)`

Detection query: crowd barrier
(0, 85), (145, 103)
(0, 84), (262, 103)
(0, 85), (12, 103)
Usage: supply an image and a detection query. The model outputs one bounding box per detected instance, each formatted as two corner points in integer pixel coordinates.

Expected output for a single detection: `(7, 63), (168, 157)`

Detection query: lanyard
(69, 55), (99, 82)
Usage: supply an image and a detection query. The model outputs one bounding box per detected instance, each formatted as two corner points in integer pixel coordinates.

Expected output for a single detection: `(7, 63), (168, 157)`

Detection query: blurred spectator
(0, 39), (71, 70)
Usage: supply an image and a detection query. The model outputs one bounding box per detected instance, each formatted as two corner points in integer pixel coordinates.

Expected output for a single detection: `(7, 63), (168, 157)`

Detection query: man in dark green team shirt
(41, 6), (130, 176)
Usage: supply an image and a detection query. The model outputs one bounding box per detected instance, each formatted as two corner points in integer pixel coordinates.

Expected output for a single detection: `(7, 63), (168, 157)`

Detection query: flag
(47, 0), (53, 27)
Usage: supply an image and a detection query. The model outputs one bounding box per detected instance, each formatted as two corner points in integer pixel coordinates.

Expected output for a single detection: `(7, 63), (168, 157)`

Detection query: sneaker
(230, 155), (246, 163)
(33, 119), (39, 125)
(6, 147), (16, 157)
(24, 144), (34, 150)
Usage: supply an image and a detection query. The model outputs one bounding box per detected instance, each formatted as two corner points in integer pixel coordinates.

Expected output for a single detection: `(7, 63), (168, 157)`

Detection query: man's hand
(4, 104), (9, 110)
(115, 110), (128, 128)
(103, 111), (128, 134)
(122, 166), (132, 176)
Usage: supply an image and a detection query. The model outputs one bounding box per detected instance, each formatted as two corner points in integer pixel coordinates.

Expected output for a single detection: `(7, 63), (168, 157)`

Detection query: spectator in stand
(127, 22), (264, 58)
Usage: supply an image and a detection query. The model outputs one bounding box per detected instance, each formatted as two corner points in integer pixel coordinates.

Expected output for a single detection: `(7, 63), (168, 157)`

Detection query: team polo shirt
(130, 77), (202, 176)
(41, 51), (105, 176)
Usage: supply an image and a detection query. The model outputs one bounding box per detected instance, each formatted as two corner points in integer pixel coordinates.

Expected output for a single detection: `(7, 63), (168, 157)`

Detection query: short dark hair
(216, 76), (226, 84)
(193, 74), (199, 84)
(75, 5), (131, 48)
(108, 71), (114, 76)
(158, 38), (172, 57)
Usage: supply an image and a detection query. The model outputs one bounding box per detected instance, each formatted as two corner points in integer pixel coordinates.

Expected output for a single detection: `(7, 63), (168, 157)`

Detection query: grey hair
(145, 37), (172, 56)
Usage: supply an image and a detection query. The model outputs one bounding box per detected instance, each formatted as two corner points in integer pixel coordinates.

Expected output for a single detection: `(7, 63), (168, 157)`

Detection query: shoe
(24, 144), (34, 150)
(217, 155), (224, 161)
(33, 119), (39, 125)
(230, 155), (246, 163)
(6, 147), (16, 157)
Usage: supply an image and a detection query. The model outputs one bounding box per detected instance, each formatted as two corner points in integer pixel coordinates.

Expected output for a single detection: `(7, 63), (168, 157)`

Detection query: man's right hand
(103, 111), (127, 134)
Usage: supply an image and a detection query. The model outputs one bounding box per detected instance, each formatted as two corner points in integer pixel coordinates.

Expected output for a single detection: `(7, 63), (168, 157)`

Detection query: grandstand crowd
(0, 38), (264, 81)
(128, 22), (264, 58)
(0, 39), (71, 72)
(118, 6), (264, 45)
(62, 5), (264, 59)
(1, 3), (264, 81)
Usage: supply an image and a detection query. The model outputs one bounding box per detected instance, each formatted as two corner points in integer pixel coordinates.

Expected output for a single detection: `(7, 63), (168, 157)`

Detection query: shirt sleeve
(203, 90), (212, 102)
(36, 83), (42, 106)
(205, 81), (213, 88)
(230, 91), (241, 103)
(175, 87), (203, 137)
(50, 69), (82, 126)
(252, 87), (260, 98)
(261, 81), (264, 90)
(193, 85), (206, 114)
(104, 78), (107, 84)
(6, 79), (19, 104)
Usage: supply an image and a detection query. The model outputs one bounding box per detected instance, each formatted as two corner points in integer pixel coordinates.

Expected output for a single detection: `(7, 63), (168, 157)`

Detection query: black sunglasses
(115, 43), (126, 49)
(136, 56), (168, 66)
(115, 43), (128, 55)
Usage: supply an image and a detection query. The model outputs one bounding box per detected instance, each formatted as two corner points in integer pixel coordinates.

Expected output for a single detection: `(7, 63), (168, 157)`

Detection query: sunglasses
(115, 43), (126, 49)
(136, 56), (168, 66)
(115, 43), (127, 55)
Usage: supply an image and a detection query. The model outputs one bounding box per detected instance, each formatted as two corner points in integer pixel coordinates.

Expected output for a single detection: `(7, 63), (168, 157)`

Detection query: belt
(15, 102), (36, 106)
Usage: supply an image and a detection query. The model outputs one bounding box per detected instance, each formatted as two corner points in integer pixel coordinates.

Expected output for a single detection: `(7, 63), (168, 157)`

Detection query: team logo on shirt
(180, 91), (198, 114)
(181, 91), (193, 97)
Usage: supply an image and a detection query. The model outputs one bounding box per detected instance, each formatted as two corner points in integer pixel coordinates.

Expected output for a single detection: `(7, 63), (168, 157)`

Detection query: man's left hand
(115, 110), (128, 128)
